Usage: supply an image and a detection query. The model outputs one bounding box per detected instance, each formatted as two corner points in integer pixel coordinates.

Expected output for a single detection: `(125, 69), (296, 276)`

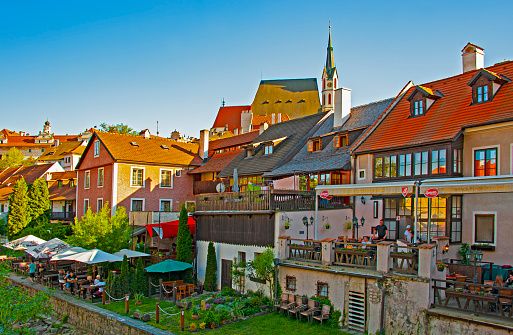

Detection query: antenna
(222, 98), (225, 107)
(156, 121), (159, 136)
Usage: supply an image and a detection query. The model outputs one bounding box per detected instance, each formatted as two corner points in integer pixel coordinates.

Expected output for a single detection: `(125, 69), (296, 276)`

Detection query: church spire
(325, 25), (335, 79)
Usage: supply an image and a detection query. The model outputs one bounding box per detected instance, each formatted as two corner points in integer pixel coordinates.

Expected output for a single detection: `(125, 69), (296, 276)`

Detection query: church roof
(211, 105), (252, 133)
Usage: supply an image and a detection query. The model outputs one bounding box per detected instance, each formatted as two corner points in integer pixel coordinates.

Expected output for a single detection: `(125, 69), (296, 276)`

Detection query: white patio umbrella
(3, 235), (46, 250)
(232, 168), (239, 192)
(60, 249), (123, 264)
(25, 238), (70, 259)
(50, 247), (87, 261)
(113, 249), (151, 259)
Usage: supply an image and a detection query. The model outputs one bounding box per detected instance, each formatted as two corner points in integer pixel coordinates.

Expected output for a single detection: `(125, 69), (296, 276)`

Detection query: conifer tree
(7, 177), (29, 238)
(176, 204), (193, 264)
(204, 242), (218, 291)
(27, 178), (50, 226)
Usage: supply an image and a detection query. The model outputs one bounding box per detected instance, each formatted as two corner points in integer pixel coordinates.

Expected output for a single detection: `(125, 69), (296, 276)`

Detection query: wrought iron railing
(50, 212), (76, 220)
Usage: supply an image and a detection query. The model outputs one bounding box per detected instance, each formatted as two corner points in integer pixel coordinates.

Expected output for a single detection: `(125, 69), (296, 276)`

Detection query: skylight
(161, 145), (169, 150)
(130, 142), (139, 146)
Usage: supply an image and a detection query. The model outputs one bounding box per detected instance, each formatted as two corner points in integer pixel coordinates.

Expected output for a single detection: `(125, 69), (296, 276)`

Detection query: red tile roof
(251, 114), (290, 126)
(211, 105), (252, 133)
(208, 131), (259, 154)
(189, 150), (243, 174)
(48, 182), (76, 201)
(0, 135), (79, 148)
(355, 61), (513, 154)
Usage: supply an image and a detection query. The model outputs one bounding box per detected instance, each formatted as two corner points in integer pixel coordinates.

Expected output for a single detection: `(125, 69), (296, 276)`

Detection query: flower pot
(192, 314), (199, 320)
(437, 267), (445, 272)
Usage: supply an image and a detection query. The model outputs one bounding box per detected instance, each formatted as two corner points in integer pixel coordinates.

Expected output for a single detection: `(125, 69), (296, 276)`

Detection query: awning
(420, 175), (513, 195)
(146, 217), (195, 239)
(316, 181), (415, 197)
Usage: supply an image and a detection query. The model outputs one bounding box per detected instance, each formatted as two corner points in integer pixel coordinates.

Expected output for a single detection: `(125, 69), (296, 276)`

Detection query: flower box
(471, 244), (495, 251)
(445, 290), (497, 303)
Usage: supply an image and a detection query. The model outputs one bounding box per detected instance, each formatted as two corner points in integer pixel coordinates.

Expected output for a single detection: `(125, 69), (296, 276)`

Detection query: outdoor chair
(312, 304), (332, 326)
(273, 293), (288, 312)
(299, 299), (320, 322)
(280, 293), (296, 314)
(288, 296), (308, 319)
(498, 289), (513, 313)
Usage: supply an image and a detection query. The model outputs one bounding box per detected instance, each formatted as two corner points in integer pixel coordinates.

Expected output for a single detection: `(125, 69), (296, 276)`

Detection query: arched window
(334, 78), (337, 89)
(328, 94), (331, 105)
(323, 79), (325, 90)
(323, 94), (325, 105)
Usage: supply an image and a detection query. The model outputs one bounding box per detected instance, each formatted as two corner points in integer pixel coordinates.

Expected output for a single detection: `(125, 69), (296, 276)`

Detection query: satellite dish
(216, 183), (226, 193)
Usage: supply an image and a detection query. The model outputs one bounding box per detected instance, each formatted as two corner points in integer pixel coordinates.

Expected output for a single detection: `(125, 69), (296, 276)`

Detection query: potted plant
(191, 306), (200, 320)
(284, 221), (290, 230)
(436, 262), (447, 272)
(325, 222), (331, 230)
(134, 292), (144, 305)
(346, 221), (352, 230)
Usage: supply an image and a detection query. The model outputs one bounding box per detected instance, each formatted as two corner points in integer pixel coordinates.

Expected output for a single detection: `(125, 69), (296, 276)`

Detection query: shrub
(221, 286), (236, 296)
(204, 242), (217, 291)
(204, 310), (216, 326)
(249, 296), (262, 307)
(189, 323), (196, 331)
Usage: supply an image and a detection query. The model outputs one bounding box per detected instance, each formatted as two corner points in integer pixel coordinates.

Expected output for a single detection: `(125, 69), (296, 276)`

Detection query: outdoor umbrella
(50, 247), (87, 261)
(25, 238), (70, 259)
(113, 249), (151, 259)
(145, 259), (193, 280)
(3, 235), (46, 250)
(60, 249), (123, 264)
(232, 168), (239, 192)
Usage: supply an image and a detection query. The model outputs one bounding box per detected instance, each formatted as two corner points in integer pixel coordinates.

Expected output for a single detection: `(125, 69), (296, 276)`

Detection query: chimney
(277, 113), (282, 123)
(140, 129), (151, 139)
(333, 87), (351, 128)
(199, 129), (209, 161)
(240, 110), (253, 134)
(271, 113), (275, 124)
(234, 128), (239, 135)
(259, 122), (268, 135)
(462, 43), (484, 73)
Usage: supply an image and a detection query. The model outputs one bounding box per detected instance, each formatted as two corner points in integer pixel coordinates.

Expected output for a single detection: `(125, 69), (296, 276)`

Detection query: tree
(67, 203), (131, 253)
(7, 178), (29, 238)
(97, 123), (138, 135)
(176, 205), (193, 264)
(231, 257), (247, 294)
(247, 247), (276, 300)
(204, 242), (217, 291)
(26, 178), (50, 226)
(135, 257), (146, 295)
(0, 147), (35, 170)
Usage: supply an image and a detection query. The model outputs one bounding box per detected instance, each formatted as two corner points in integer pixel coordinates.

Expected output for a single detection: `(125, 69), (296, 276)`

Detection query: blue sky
(1, 0), (512, 138)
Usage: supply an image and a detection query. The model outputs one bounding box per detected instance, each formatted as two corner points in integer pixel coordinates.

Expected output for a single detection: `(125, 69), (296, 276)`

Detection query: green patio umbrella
(145, 259), (193, 281)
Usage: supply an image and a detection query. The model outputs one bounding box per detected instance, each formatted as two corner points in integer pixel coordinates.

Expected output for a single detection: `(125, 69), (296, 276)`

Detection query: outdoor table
(81, 285), (104, 302)
(445, 290), (498, 312)
(76, 274), (88, 280)
(43, 274), (59, 286)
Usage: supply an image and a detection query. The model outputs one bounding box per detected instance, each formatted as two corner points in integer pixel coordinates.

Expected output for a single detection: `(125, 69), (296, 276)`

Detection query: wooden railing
(432, 279), (513, 321)
(390, 244), (419, 275)
(193, 180), (229, 195)
(332, 241), (377, 269)
(195, 190), (349, 212)
(50, 212), (75, 220)
(287, 239), (322, 263)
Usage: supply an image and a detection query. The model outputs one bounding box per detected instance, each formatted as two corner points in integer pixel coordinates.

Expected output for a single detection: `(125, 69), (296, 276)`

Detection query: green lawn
(97, 298), (350, 335)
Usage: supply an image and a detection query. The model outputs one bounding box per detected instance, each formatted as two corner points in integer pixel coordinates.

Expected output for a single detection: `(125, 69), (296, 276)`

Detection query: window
(238, 252), (246, 264)
(160, 199), (172, 212)
(175, 169), (182, 177)
(285, 276), (296, 291)
(431, 149), (447, 174)
(476, 85), (489, 103)
(131, 199), (144, 211)
(28, 149), (32, 153)
(316, 282), (329, 298)
(319, 173), (330, 185)
(373, 201), (379, 218)
(254, 252), (261, 260)
(97, 198), (103, 213)
(69, 179), (75, 187)
(58, 180), (63, 187)
(328, 94), (331, 105)
(308, 139), (321, 152)
(450, 196), (462, 243)
(413, 100), (424, 116)
(97, 168), (104, 187)
(84, 199), (89, 213)
(323, 94), (325, 105)
(264, 144), (273, 155)
(334, 135), (348, 148)
(131, 167), (144, 186)
(474, 213), (495, 244)
(358, 170), (365, 180)
(1, 204), (4, 212)
(94, 140), (100, 157)
(398, 154), (412, 177)
(453, 149), (462, 174)
(42, 149), (44, 152)
(375, 157), (383, 178)
(414, 152), (428, 175)
(160, 169), (172, 188)
(417, 197), (447, 241)
(474, 148), (497, 176)
(84, 171), (90, 189)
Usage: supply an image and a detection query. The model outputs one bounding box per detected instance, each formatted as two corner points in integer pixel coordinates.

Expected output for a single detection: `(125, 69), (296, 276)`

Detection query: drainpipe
(274, 258), (279, 299)
(376, 278), (386, 334)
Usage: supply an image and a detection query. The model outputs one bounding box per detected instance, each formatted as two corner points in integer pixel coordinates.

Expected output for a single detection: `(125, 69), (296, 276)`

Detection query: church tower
(321, 26), (338, 112)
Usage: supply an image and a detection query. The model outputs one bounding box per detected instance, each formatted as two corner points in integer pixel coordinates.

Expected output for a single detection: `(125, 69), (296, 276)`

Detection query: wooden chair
(312, 304), (331, 325)
(280, 294), (296, 314)
(498, 289), (513, 315)
(273, 293), (288, 312)
(299, 299), (320, 322)
(287, 296), (308, 319)
(455, 276), (467, 289)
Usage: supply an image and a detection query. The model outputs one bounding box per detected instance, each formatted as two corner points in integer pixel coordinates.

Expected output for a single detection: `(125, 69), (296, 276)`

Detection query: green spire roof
(325, 26), (336, 79)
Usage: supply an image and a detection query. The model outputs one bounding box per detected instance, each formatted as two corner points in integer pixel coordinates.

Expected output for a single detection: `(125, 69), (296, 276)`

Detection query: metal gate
(348, 290), (366, 332)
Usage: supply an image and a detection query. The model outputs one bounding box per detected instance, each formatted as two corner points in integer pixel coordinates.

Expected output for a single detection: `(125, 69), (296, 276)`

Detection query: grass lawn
(97, 298), (351, 335)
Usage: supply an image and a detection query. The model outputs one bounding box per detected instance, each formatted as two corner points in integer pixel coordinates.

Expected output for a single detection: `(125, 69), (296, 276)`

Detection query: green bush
(221, 286), (236, 296)
(249, 296), (262, 307)
(204, 310), (216, 326)
(204, 242), (217, 291)
(309, 296), (341, 328)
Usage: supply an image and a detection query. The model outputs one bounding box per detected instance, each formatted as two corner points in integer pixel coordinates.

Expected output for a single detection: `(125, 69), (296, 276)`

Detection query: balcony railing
(195, 189), (349, 212)
(193, 180), (230, 195)
(50, 212), (76, 220)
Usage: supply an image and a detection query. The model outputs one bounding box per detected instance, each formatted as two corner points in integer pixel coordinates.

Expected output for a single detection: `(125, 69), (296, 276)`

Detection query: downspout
(314, 195), (318, 240)
(376, 278), (386, 334)
(351, 154), (357, 238)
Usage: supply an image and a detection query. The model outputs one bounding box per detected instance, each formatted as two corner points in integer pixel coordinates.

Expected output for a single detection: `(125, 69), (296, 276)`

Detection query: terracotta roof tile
(208, 131), (259, 153)
(355, 61), (513, 153)
(37, 141), (86, 162)
(189, 150), (243, 174)
(211, 105), (252, 133)
(48, 182), (76, 201)
(48, 171), (77, 181)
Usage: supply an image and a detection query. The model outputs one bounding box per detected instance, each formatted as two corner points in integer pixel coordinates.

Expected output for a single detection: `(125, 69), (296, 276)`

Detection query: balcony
(195, 189), (349, 212)
(194, 180), (226, 195)
(50, 212), (76, 221)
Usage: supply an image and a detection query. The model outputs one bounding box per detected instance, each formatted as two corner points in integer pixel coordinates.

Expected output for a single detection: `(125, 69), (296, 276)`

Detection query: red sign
(326, 195), (333, 200)
(320, 190), (329, 199)
(424, 188), (439, 198)
(402, 187), (408, 197)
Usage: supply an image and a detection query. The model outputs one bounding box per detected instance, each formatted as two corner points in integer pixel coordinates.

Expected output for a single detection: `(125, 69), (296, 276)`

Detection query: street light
(352, 216), (365, 240)
(303, 216), (314, 241)
(464, 249), (483, 284)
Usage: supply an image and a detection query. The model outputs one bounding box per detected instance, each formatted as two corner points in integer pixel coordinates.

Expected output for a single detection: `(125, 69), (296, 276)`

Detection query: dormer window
(476, 85), (489, 102)
(468, 68), (509, 105)
(263, 144), (273, 155)
(307, 139), (322, 152)
(333, 135), (348, 148)
(413, 100), (424, 116)
(407, 85), (442, 117)
(245, 147), (253, 158)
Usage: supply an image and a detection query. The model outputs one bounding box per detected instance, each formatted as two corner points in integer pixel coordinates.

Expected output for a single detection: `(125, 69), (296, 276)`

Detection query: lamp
(352, 216), (358, 226)
(352, 216), (365, 240)
(302, 216), (308, 225)
(443, 244), (450, 254)
(475, 250), (483, 262)
(310, 216), (314, 224)
(465, 249), (484, 284)
(360, 216), (365, 226)
(302, 216), (313, 240)
(361, 196), (366, 205)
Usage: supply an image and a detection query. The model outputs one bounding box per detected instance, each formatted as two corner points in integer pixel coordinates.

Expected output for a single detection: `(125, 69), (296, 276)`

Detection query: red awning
(146, 217), (195, 239)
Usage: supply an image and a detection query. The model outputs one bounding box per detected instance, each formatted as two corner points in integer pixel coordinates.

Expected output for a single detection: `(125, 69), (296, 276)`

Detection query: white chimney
(334, 87), (351, 128)
(259, 122), (268, 135)
(240, 110), (253, 134)
(277, 113), (282, 123)
(199, 129), (209, 161)
(462, 43), (484, 73)
(234, 128), (239, 135)
(271, 113), (275, 124)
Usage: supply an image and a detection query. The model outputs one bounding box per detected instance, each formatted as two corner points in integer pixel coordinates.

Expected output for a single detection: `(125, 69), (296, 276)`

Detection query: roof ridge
(352, 97), (394, 109)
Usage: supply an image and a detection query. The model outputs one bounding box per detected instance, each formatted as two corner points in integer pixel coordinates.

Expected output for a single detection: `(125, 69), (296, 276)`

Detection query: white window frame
(159, 169), (174, 188)
(471, 145), (500, 176)
(472, 211), (497, 246)
(130, 198), (145, 212)
(130, 167), (145, 187)
(97, 198), (103, 213)
(159, 199), (173, 212)
(358, 169), (366, 180)
(175, 169), (182, 177)
(94, 140), (100, 157)
(84, 199), (89, 213)
(84, 171), (90, 189)
(97, 167), (104, 188)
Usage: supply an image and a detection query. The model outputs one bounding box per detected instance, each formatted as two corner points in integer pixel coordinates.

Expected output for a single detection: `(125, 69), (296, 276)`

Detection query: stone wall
(8, 276), (171, 335)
